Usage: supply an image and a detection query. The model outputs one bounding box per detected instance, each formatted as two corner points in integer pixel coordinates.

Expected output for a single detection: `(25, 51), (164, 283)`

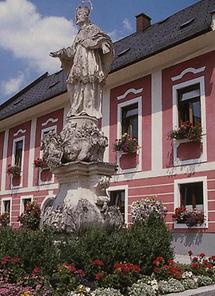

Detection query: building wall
(0, 50), (214, 242)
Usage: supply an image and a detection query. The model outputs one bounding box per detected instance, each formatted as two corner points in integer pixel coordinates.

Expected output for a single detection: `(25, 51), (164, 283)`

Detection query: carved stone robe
(60, 23), (113, 119)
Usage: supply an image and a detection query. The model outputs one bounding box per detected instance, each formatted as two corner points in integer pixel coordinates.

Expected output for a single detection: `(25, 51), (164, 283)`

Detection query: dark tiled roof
(0, 0), (214, 121)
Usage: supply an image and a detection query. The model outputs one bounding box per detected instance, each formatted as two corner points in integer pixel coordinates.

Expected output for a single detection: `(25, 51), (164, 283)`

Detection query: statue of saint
(50, 5), (114, 119)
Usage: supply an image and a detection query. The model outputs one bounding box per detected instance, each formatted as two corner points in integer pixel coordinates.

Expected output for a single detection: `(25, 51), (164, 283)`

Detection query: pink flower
(32, 267), (42, 275)
(95, 272), (104, 281)
(63, 263), (76, 273)
(1, 256), (11, 265)
(91, 259), (104, 267)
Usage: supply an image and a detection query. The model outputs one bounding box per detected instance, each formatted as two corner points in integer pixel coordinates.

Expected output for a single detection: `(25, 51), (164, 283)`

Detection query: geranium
(152, 257), (183, 280)
(63, 263), (77, 273)
(131, 198), (167, 223)
(114, 133), (138, 153)
(172, 207), (205, 227)
(114, 262), (141, 273)
(32, 267), (42, 275)
(91, 259), (104, 267)
(7, 164), (21, 176)
(169, 121), (202, 142)
(95, 272), (104, 281)
(34, 158), (48, 169)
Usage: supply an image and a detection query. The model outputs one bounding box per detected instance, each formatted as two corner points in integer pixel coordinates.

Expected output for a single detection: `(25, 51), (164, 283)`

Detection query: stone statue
(50, 5), (114, 119)
(40, 3), (123, 232)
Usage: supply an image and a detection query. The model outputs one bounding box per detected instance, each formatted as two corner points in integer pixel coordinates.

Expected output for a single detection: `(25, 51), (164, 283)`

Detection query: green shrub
(18, 201), (41, 230)
(0, 227), (59, 274)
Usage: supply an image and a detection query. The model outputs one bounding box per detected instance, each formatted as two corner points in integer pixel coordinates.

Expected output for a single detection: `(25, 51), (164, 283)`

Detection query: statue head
(76, 6), (91, 24)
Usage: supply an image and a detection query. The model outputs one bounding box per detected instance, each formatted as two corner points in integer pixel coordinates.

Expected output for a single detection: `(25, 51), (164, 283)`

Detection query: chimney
(136, 13), (151, 32)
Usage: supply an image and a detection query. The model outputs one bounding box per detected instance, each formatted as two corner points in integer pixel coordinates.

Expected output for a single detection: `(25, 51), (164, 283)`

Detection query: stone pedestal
(40, 161), (123, 232)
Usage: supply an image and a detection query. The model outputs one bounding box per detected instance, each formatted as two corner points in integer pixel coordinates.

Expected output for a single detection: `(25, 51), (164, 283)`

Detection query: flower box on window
(169, 121), (202, 142)
(34, 158), (49, 169)
(173, 207), (205, 227)
(7, 164), (21, 177)
(114, 133), (138, 154)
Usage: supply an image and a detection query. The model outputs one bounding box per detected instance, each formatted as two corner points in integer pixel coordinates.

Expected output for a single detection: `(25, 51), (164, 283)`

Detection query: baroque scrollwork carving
(41, 117), (108, 169)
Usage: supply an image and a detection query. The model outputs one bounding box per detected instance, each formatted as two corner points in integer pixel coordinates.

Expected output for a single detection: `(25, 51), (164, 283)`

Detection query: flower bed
(173, 207), (205, 227)
(0, 201), (214, 295)
(169, 121), (202, 142)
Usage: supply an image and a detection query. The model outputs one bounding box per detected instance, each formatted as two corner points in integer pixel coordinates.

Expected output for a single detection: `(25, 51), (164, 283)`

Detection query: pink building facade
(0, 0), (215, 254)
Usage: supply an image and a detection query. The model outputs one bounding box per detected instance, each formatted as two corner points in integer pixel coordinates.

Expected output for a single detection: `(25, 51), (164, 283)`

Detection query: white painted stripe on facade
(208, 210), (215, 213)
(112, 160), (215, 183)
(102, 88), (110, 162)
(163, 202), (174, 205)
(128, 192), (174, 198)
(1, 129), (9, 192)
(151, 71), (163, 172)
(129, 183), (173, 190)
(208, 199), (215, 202)
(3, 160), (215, 196)
(171, 66), (206, 81)
(28, 119), (37, 188)
(0, 183), (59, 196)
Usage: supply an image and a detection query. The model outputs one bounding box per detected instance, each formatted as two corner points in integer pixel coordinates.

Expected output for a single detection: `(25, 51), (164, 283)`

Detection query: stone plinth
(40, 161), (123, 232)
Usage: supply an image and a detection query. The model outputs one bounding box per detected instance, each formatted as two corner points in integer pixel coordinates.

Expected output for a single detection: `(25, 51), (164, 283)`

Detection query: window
(3, 200), (11, 214)
(20, 196), (33, 214)
(121, 103), (138, 139)
(180, 182), (203, 211)
(174, 177), (208, 228)
(14, 140), (23, 167)
(177, 83), (201, 126)
(109, 190), (125, 220)
(1, 199), (11, 223)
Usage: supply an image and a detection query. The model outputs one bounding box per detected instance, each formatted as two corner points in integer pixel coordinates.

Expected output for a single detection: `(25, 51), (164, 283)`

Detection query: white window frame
(117, 97), (142, 174)
(1, 197), (12, 225)
(172, 76), (207, 166)
(11, 136), (25, 188)
(174, 176), (208, 229)
(107, 185), (128, 225)
(38, 126), (57, 185)
(20, 195), (33, 215)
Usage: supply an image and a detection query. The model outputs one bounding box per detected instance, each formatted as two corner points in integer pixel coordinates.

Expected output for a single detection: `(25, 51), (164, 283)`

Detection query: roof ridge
(0, 72), (49, 110)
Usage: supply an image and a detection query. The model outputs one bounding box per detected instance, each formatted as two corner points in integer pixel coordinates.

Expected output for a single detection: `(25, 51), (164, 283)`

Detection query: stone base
(40, 161), (123, 232)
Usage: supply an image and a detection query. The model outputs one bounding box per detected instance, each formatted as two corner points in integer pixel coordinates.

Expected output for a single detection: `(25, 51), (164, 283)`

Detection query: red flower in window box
(114, 133), (139, 154)
(169, 121), (202, 142)
(7, 164), (21, 176)
(34, 158), (48, 169)
(173, 207), (205, 227)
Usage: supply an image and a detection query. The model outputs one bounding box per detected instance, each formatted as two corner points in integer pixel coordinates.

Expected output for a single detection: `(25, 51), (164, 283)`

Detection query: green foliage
(59, 213), (173, 279)
(0, 227), (59, 274)
(18, 201), (41, 230)
(49, 266), (81, 295)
